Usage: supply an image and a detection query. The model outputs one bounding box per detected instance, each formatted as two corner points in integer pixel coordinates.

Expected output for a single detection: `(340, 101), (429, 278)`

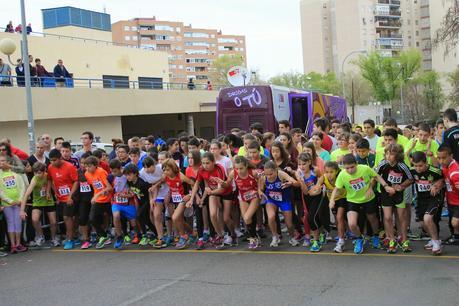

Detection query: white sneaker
(270, 236), (280, 247)
(302, 238), (311, 247)
(51, 238), (60, 247)
(234, 228), (244, 238)
(223, 235), (233, 245)
(424, 240), (433, 250)
(334, 241), (345, 253)
(432, 240), (442, 255)
(289, 237), (300, 247)
(36, 236), (45, 247)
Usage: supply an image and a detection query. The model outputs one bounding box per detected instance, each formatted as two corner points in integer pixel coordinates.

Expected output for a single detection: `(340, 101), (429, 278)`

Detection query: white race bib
(93, 180), (104, 190)
(171, 192), (183, 203)
(242, 190), (257, 202)
(58, 186), (71, 196)
(114, 195), (129, 204)
(39, 188), (46, 197)
(387, 171), (403, 184)
(350, 178), (365, 191)
(3, 176), (16, 188)
(80, 182), (91, 193)
(416, 180), (431, 192)
(269, 191), (283, 202)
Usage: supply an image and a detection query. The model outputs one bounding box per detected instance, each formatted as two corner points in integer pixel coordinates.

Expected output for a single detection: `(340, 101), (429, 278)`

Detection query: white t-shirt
(216, 156), (232, 175)
(365, 135), (379, 152)
(139, 164), (169, 199)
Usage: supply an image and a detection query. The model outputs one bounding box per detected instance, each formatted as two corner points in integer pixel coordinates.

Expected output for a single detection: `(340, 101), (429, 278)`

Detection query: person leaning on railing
(35, 58), (53, 87)
(0, 58), (12, 86)
(53, 59), (72, 88)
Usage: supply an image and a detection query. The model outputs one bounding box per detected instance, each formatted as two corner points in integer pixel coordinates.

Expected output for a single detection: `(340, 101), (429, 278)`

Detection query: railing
(0, 75), (225, 91)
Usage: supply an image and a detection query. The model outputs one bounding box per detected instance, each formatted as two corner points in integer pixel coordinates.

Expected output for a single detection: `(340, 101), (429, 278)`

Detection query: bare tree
(433, 0), (459, 54)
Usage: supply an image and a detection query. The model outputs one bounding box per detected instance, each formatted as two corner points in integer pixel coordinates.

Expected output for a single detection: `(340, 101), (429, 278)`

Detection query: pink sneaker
(81, 241), (91, 249)
(196, 239), (205, 250)
(16, 245), (28, 252)
(10, 246), (17, 254)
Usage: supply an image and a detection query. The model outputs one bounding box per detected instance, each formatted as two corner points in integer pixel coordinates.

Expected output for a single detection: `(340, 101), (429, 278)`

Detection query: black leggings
(78, 201), (91, 226)
(305, 194), (327, 232)
(137, 201), (155, 235)
(90, 203), (111, 237)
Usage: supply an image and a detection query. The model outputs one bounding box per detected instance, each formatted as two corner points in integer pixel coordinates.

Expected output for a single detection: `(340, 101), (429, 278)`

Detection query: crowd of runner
(0, 108), (458, 257)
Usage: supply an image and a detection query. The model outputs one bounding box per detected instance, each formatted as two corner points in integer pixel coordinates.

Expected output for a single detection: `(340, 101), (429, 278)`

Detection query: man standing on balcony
(53, 59), (72, 88)
(0, 58), (12, 87)
(35, 58), (52, 87)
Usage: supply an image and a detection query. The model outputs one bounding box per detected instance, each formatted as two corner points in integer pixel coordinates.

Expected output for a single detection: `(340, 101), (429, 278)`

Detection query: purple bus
(216, 85), (347, 135)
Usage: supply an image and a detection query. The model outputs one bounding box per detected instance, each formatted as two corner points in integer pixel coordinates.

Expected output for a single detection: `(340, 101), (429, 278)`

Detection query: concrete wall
(44, 26), (113, 42)
(0, 31), (169, 82)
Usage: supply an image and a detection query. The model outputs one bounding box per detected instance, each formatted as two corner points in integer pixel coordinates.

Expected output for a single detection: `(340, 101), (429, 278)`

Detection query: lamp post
(341, 50), (367, 99)
(0, 0), (35, 154)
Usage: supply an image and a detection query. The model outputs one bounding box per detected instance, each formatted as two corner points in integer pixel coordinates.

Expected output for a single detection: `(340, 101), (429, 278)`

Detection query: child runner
(324, 161), (347, 253)
(310, 132), (331, 162)
(330, 154), (389, 254)
(20, 162), (58, 247)
(74, 152), (94, 249)
(330, 132), (351, 166)
(259, 161), (300, 247)
(375, 144), (414, 253)
(355, 138), (375, 168)
(0, 155), (27, 253)
(411, 152), (444, 255)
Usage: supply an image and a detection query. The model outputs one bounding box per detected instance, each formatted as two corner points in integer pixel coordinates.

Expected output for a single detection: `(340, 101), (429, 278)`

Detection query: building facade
(112, 18), (246, 85)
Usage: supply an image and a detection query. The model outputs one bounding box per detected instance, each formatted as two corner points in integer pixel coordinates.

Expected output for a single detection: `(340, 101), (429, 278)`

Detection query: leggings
(78, 201), (91, 226)
(3, 205), (21, 233)
(137, 201), (155, 235)
(304, 194), (327, 232)
(90, 203), (111, 237)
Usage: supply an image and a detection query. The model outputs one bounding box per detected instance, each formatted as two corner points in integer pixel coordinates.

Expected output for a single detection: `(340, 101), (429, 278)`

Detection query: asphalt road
(1, 239), (458, 306)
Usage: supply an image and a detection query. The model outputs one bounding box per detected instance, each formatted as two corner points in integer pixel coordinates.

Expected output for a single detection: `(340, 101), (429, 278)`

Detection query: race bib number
(58, 186), (71, 196)
(387, 171), (403, 184)
(446, 180), (453, 192)
(114, 195), (129, 204)
(39, 188), (47, 197)
(242, 190), (257, 202)
(171, 192), (183, 203)
(93, 180), (104, 190)
(350, 178), (365, 191)
(269, 191), (283, 202)
(3, 176), (16, 188)
(416, 180), (431, 192)
(80, 182), (91, 193)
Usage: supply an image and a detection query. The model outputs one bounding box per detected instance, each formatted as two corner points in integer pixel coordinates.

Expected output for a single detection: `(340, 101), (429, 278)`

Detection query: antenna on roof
(103, 5), (107, 13)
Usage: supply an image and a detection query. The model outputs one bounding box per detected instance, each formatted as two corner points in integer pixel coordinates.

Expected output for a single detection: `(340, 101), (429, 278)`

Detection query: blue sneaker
(310, 240), (321, 252)
(73, 238), (81, 246)
(441, 210), (449, 218)
(176, 236), (188, 249)
(114, 237), (124, 249)
(164, 236), (174, 247)
(90, 232), (97, 244)
(188, 235), (197, 245)
(63, 240), (74, 250)
(371, 235), (381, 249)
(353, 238), (364, 254)
(203, 232), (210, 243)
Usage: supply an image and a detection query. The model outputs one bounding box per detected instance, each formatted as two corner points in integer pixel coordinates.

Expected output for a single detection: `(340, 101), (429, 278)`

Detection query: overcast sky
(1, 0), (303, 79)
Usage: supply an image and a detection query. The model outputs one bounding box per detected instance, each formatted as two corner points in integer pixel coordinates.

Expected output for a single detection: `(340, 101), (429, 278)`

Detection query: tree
(268, 71), (342, 95)
(342, 72), (374, 105)
(447, 68), (459, 106)
(433, 0), (459, 54)
(209, 55), (244, 85)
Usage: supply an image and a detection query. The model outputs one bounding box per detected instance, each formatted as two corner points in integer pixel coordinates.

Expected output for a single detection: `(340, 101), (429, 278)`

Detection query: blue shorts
(155, 198), (165, 204)
(266, 200), (292, 212)
(112, 204), (137, 220)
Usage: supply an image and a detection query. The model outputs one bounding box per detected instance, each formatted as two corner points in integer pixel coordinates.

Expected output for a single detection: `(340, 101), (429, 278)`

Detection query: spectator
(109, 138), (123, 160)
(443, 108), (459, 163)
(53, 137), (64, 151)
(0, 58), (12, 86)
(206, 80), (213, 90)
(187, 78), (195, 90)
(5, 21), (14, 33)
(0, 142), (25, 175)
(40, 134), (52, 157)
(35, 58), (52, 86)
(15, 24), (22, 34)
(28, 55), (37, 86)
(15, 59), (25, 87)
(53, 59), (71, 87)
(0, 138), (29, 160)
(26, 23), (32, 35)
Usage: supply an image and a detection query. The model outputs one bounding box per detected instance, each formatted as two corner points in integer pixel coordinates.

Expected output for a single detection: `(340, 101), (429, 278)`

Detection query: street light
(341, 50), (367, 99)
(0, 0), (35, 154)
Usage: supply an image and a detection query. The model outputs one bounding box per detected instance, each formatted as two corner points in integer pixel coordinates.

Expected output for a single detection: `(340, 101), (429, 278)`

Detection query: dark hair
(142, 156), (156, 168)
(411, 151), (427, 164)
(356, 138), (370, 150)
(342, 154), (357, 165)
(248, 140), (261, 150)
(223, 134), (243, 149)
(339, 123), (352, 133)
(270, 141), (290, 164)
(202, 152), (215, 163)
(436, 119), (444, 128)
(233, 155), (255, 169)
(298, 152), (313, 164)
(324, 161), (340, 172)
(331, 119), (340, 125)
(32, 162), (47, 173)
(61, 141), (71, 149)
(363, 119), (376, 128)
(278, 120), (290, 128)
(443, 108), (458, 122)
(383, 117), (397, 127)
(383, 128), (399, 140)
(48, 148), (62, 159)
(384, 144), (404, 163)
(302, 142), (317, 165)
(189, 149), (201, 166)
(82, 131), (94, 141)
(338, 132), (350, 141)
(291, 128), (302, 135)
(109, 159), (122, 169)
(81, 152), (93, 159)
(35, 58), (41, 63)
(311, 131), (323, 140)
(84, 156), (99, 166)
(165, 138), (178, 152)
(279, 132), (293, 151)
(123, 164), (139, 175)
(116, 144), (129, 153)
(314, 118), (327, 131)
(354, 125), (362, 131)
(418, 123), (430, 133)
(53, 137), (64, 145)
(129, 147), (140, 156)
(250, 122), (264, 134)
(210, 140), (222, 149)
(264, 160), (278, 171)
(438, 144), (452, 155)
(93, 149), (105, 159)
(188, 137), (201, 148)
(261, 132), (275, 147)
(350, 133), (363, 143)
(146, 135), (155, 144)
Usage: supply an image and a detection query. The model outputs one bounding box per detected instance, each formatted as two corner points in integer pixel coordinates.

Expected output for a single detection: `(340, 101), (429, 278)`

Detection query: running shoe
(401, 240), (412, 253)
(10, 246), (17, 254)
(234, 228), (244, 238)
(432, 241), (442, 256)
(310, 240), (321, 252)
(139, 235), (150, 246)
(319, 233), (326, 245)
(387, 240), (397, 254)
(381, 238), (390, 250)
(36, 236), (45, 247)
(187, 235), (197, 246)
(289, 237), (300, 247)
(270, 235), (280, 248)
(104, 237), (112, 245)
(371, 235), (381, 249)
(346, 231), (357, 240)
(325, 231), (333, 242)
(378, 230), (386, 240)
(124, 235), (132, 245)
(441, 209), (449, 218)
(202, 231), (210, 243)
(334, 240), (345, 253)
(90, 232), (98, 244)
(293, 231), (303, 241)
(248, 237), (259, 250)
(131, 234), (140, 244)
(96, 237), (109, 249)
(164, 236), (174, 247)
(114, 236), (124, 249)
(443, 235), (459, 245)
(302, 237), (311, 247)
(353, 237), (365, 254)
(223, 235), (233, 246)
(63, 240), (74, 250)
(196, 238), (205, 250)
(154, 238), (167, 249)
(0, 251), (7, 257)
(51, 238), (60, 247)
(28, 240), (38, 248)
(214, 236), (225, 249)
(176, 236), (188, 249)
(149, 237), (158, 246)
(424, 240), (433, 250)
(256, 229), (266, 239)
(16, 245), (27, 252)
(81, 241), (91, 249)
(73, 238), (81, 246)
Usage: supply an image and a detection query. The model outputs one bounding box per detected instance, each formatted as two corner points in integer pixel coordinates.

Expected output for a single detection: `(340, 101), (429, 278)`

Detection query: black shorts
(32, 206), (56, 213)
(448, 205), (459, 219)
(59, 202), (79, 217)
(218, 192), (234, 202)
(347, 198), (377, 215)
(332, 198), (347, 214)
(416, 199), (441, 220)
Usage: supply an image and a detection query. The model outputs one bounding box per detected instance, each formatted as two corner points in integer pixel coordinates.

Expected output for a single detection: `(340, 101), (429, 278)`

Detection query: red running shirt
(443, 160), (459, 206)
(165, 174), (185, 203)
(48, 161), (78, 202)
(234, 169), (258, 202)
(197, 164), (232, 195)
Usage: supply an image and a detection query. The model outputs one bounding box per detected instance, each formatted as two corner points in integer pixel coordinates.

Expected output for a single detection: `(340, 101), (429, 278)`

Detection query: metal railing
(0, 75), (224, 90)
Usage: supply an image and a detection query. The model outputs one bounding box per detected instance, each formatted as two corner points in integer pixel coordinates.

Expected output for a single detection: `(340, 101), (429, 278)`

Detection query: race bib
(242, 190), (257, 202)
(58, 186), (71, 196)
(114, 195), (129, 204)
(3, 176), (16, 188)
(171, 192), (183, 203)
(387, 171), (403, 184)
(416, 180), (431, 192)
(269, 191), (283, 202)
(446, 180), (453, 192)
(350, 178), (365, 191)
(39, 188), (47, 197)
(80, 182), (91, 193)
(93, 180), (104, 190)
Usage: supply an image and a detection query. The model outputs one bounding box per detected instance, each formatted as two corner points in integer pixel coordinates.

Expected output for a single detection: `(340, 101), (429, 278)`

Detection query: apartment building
(112, 18), (246, 84)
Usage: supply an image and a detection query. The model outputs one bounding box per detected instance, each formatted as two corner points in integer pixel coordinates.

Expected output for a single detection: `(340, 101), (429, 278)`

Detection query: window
(131, 26), (137, 31)
(138, 77), (163, 90)
(132, 36), (138, 41)
(155, 25), (173, 31)
(176, 27), (181, 32)
(185, 49), (209, 55)
(103, 75), (129, 89)
(218, 46), (234, 51)
(124, 25), (130, 31)
(125, 36), (131, 41)
(218, 38), (237, 44)
(184, 32), (210, 38)
(196, 75), (208, 80)
(185, 41), (210, 47)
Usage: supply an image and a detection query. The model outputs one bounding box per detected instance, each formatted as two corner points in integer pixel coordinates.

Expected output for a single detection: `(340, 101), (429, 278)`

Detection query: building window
(124, 25), (130, 31)
(218, 38), (237, 43)
(125, 36), (131, 41)
(131, 26), (137, 31)
(416, 42), (420, 47)
(184, 32), (210, 38)
(132, 36), (138, 41)
(155, 25), (173, 31)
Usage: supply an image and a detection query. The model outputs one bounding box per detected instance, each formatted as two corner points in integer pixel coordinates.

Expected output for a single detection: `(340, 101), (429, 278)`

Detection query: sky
(1, 0), (304, 79)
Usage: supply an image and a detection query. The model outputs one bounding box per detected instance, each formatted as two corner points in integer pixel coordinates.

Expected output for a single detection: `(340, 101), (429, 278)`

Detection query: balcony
(378, 0), (400, 5)
(375, 20), (401, 28)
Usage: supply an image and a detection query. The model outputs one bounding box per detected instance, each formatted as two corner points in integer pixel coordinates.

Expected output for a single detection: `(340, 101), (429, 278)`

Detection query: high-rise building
(112, 18), (246, 84)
